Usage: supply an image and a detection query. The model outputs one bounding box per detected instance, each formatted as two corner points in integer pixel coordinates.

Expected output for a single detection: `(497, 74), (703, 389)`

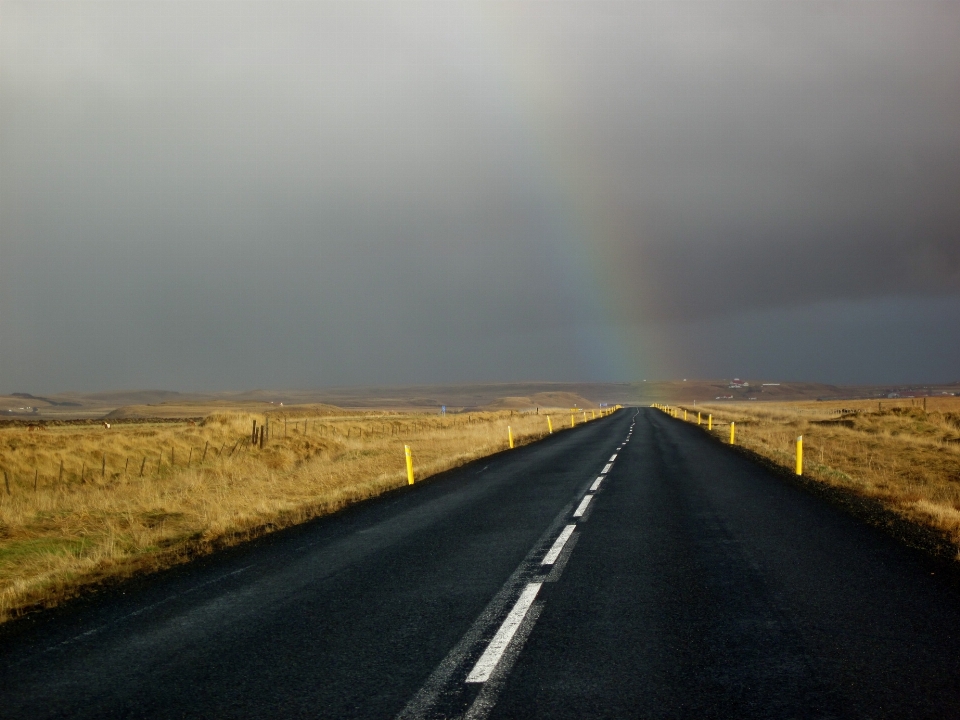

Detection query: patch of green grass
(0, 537), (86, 566)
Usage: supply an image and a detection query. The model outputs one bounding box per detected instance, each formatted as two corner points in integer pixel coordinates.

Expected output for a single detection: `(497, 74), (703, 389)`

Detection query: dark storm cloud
(1, 1), (959, 391)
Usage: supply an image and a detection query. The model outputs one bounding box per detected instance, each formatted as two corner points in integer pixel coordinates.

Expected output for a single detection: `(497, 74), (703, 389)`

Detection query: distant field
(0, 403), (608, 623)
(671, 396), (960, 555)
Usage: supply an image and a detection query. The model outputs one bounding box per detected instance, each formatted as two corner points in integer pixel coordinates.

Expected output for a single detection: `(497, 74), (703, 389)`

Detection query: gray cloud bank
(2, 1), (958, 392)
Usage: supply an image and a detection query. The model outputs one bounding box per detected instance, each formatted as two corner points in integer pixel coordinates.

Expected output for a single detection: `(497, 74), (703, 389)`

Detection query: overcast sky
(2, 1), (959, 393)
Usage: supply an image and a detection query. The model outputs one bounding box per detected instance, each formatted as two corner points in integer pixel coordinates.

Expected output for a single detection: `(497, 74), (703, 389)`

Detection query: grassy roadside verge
(0, 406), (613, 623)
(658, 398), (960, 558)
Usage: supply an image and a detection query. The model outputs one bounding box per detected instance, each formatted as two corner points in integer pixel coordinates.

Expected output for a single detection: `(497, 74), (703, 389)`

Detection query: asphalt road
(4, 408), (960, 718)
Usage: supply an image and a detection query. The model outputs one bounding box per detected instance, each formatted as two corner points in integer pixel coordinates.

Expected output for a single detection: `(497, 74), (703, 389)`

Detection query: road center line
(396, 495), (578, 720)
(609, 454), (618, 461)
(590, 477), (603, 492)
(601, 463), (613, 474)
(542, 525), (576, 565)
(465, 583), (543, 683)
(573, 495), (593, 517)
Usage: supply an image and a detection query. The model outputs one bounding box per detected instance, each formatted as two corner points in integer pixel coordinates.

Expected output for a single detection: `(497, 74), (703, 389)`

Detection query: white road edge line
(573, 494), (593, 518)
(601, 463), (613, 474)
(542, 525), (576, 565)
(465, 583), (543, 683)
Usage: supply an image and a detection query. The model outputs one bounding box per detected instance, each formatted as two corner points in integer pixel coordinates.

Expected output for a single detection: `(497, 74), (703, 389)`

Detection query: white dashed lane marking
(465, 583), (543, 683)
(542, 525), (576, 565)
(601, 463), (613, 474)
(590, 477), (603, 491)
(573, 495), (593, 518)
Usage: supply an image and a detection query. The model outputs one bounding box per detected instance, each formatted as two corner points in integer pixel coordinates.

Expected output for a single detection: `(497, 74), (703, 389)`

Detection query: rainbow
(473, 3), (650, 381)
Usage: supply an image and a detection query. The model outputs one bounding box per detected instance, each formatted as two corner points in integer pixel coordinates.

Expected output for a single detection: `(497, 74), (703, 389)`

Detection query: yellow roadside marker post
(592, 411), (596, 420)
(404, 445), (415, 485)
(708, 415), (713, 430)
(583, 411), (587, 423)
(547, 416), (553, 434)
(684, 410), (687, 421)
(571, 414), (575, 428)
(697, 412), (701, 425)
(796, 436), (803, 475)
(508, 426), (514, 449)
(730, 422), (736, 445)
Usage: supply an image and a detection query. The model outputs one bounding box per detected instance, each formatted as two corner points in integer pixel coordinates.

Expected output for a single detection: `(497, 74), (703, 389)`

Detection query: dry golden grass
(670, 397), (960, 554)
(0, 406), (605, 623)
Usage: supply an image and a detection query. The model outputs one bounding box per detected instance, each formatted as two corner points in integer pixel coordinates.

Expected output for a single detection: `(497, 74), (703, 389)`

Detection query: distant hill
(484, 392), (596, 410)
(4, 380), (957, 420)
(105, 401), (349, 419)
(481, 392), (597, 410)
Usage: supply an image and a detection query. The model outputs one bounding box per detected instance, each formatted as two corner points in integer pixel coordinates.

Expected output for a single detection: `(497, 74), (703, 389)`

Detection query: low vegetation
(0, 406), (604, 623)
(673, 397), (960, 554)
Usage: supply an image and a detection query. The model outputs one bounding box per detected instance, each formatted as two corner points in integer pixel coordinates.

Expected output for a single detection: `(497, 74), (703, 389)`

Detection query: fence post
(404, 445), (415, 485)
(796, 436), (803, 475)
(202, 441), (209, 463)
